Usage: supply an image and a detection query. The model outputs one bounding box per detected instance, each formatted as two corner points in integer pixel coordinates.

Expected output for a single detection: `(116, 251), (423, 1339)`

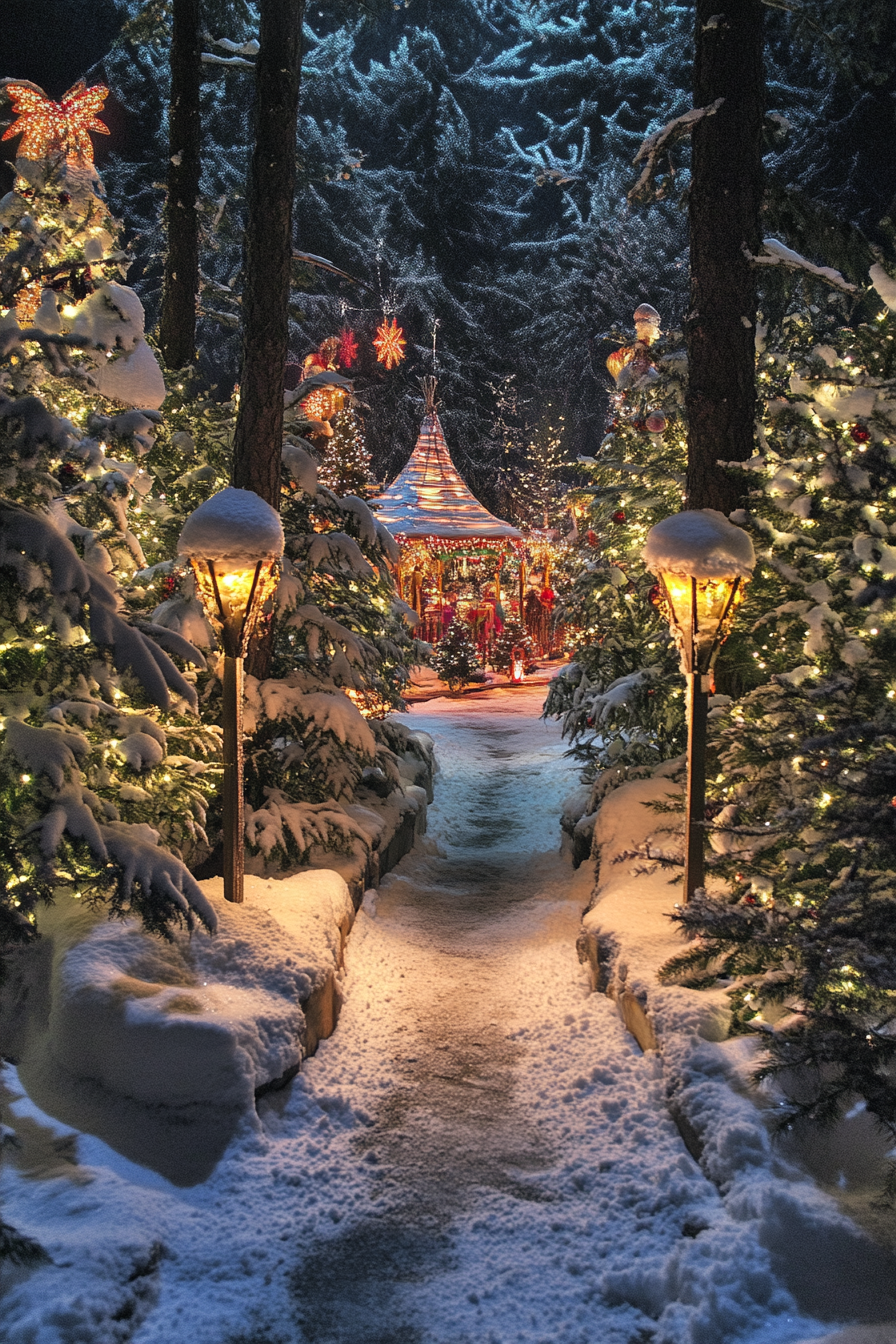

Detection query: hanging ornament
(373, 317), (407, 370)
(645, 411), (667, 434)
(611, 509), (627, 524)
(2, 81), (110, 165)
(337, 327), (359, 369)
(850, 423), (871, 444)
(586, 529), (599, 547)
(647, 582), (661, 606)
(633, 302), (662, 346)
(56, 461), (81, 489)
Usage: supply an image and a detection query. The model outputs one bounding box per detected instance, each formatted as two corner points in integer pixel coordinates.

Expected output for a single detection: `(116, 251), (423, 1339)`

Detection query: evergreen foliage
(432, 618), (482, 690)
(660, 263), (896, 1145)
(491, 620), (534, 678)
(544, 310), (690, 777)
(0, 149), (219, 947)
(318, 405), (374, 498)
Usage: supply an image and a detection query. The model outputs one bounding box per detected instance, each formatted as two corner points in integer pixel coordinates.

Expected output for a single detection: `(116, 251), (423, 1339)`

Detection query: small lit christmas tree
(513, 405), (572, 529)
(432, 618), (483, 690)
(318, 405), (374, 498)
(491, 619), (534, 677)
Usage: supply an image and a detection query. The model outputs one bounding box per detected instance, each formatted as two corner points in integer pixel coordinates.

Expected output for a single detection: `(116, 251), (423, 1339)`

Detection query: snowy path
(1, 686), (863, 1344)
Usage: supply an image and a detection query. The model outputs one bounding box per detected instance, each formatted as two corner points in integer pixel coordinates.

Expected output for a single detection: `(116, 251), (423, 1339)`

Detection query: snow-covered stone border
(576, 770), (896, 1326)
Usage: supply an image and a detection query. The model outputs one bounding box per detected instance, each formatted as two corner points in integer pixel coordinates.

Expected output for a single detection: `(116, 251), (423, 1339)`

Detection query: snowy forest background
(6, 0), (895, 513)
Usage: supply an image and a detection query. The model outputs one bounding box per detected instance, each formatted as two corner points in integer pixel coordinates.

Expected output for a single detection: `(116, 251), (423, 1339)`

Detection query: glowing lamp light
(643, 510), (755, 902)
(179, 489), (284, 903)
(511, 646), (526, 683)
(190, 557), (279, 659)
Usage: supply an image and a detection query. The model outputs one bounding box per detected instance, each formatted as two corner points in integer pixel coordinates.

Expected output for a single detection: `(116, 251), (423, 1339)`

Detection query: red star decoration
(373, 317), (407, 370)
(337, 327), (359, 369)
(2, 81), (110, 165)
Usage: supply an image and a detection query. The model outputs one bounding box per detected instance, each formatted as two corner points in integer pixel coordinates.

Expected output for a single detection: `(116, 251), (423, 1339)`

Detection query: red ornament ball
(611, 509), (627, 524)
(850, 423), (871, 444)
(645, 411), (667, 434)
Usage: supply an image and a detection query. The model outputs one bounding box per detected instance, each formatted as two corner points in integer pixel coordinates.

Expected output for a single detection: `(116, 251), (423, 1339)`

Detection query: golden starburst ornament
(373, 317), (407, 370)
(2, 81), (110, 165)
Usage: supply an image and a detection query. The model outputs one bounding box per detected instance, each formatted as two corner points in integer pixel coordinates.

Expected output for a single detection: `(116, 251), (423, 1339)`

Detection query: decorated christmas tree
(318, 405), (375, 498)
(661, 258), (896, 1145)
(491, 619), (535, 677)
(432, 618), (483, 691)
(0, 80), (218, 950)
(544, 303), (691, 779)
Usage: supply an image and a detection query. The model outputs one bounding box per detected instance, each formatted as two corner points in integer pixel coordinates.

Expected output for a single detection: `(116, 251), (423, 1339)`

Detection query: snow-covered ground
(1, 685), (893, 1343)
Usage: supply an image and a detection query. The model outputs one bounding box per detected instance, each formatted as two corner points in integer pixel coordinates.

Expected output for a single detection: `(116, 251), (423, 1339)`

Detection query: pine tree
(318, 405), (374, 498)
(0, 96), (218, 949)
(661, 259), (896, 1147)
(544, 303), (690, 778)
(491, 620), (534, 677)
(432, 618), (483, 690)
(512, 406), (572, 529)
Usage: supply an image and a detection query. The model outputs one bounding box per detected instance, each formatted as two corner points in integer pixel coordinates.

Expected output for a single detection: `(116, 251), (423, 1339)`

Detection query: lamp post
(642, 509), (755, 902)
(179, 488), (284, 903)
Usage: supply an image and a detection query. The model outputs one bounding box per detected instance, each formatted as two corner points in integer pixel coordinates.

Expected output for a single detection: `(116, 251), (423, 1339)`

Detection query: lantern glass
(190, 557), (279, 657)
(658, 572), (746, 675)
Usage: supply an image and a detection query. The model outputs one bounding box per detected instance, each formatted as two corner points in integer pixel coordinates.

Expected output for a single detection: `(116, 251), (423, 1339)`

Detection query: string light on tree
(2, 81), (110, 164)
(373, 317), (407, 370)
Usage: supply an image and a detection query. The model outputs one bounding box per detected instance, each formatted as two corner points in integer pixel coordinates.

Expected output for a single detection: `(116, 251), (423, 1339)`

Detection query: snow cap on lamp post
(642, 509), (755, 676)
(178, 487), (284, 658)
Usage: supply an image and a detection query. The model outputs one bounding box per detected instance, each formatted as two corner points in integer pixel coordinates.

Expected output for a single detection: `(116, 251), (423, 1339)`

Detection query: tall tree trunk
(231, 0), (303, 508)
(685, 0), (764, 512)
(158, 0), (201, 370)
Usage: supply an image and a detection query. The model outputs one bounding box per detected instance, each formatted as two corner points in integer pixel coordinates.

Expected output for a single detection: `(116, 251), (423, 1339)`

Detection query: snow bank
(5, 872), (353, 1118)
(178, 487), (284, 564)
(643, 508), (756, 580)
(582, 772), (896, 1326)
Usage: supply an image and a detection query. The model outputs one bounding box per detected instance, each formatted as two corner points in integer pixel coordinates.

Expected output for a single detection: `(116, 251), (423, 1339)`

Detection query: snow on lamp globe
(642, 510), (755, 904)
(178, 488), (284, 904)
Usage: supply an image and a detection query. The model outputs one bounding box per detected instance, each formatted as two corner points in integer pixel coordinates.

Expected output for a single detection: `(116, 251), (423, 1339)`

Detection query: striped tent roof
(371, 412), (522, 549)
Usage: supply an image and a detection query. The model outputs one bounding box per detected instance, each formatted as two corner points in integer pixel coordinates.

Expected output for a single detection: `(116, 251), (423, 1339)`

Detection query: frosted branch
(628, 99), (724, 204)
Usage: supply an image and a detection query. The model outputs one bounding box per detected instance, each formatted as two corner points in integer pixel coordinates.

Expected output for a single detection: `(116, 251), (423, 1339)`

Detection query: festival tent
(370, 382), (524, 633)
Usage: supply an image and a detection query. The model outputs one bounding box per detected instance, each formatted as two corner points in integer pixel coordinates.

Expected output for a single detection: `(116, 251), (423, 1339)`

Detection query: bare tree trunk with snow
(686, 0), (764, 513)
(231, 0), (304, 509)
(158, 0), (201, 370)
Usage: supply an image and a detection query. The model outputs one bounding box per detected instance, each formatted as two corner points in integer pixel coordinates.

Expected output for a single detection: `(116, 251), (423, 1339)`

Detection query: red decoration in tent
(850, 423), (871, 444)
(2, 81), (110, 164)
(373, 317), (407, 370)
(612, 509), (627, 524)
(337, 327), (358, 369)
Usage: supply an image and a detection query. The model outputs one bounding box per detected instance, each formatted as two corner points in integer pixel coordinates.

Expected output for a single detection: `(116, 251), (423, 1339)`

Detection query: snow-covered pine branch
(742, 238), (858, 294)
(628, 100), (724, 204)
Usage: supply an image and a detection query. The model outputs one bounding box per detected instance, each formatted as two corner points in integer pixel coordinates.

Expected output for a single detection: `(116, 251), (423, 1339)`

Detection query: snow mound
(8, 872), (353, 1117)
(643, 508), (755, 580)
(89, 337), (166, 410)
(869, 263), (896, 313)
(178, 487), (284, 564)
